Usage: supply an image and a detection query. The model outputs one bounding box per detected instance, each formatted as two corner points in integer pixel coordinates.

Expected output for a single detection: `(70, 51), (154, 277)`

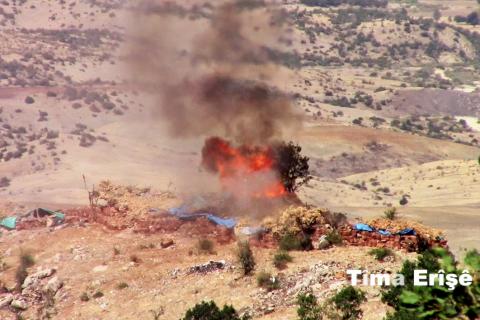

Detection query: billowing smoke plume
(128, 0), (301, 145)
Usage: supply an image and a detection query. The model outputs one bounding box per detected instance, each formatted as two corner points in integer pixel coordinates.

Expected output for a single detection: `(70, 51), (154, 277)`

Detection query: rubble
(251, 261), (346, 317)
(0, 294), (13, 308)
(186, 260), (229, 275)
(11, 298), (28, 310)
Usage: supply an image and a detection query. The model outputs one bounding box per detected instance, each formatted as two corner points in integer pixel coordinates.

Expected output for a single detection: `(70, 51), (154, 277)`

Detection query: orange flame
(202, 137), (286, 199)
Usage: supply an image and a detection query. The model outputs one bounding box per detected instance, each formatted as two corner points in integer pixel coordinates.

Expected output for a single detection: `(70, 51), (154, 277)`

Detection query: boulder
(44, 276), (63, 294)
(22, 268), (56, 289)
(316, 235), (330, 250)
(11, 299), (28, 310)
(0, 294), (13, 309)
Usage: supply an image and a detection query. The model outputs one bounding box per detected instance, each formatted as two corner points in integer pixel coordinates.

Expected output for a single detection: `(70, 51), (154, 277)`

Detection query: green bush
(116, 282), (128, 290)
(80, 292), (89, 302)
(273, 251), (293, 269)
(197, 238), (215, 254)
(279, 233), (302, 251)
(369, 248), (394, 261)
(325, 230), (343, 245)
(279, 233), (313, 251)
(181, 300), (250, 320)
(15, 252), (35, 291)
(237, 241), (255, 276)
(256, 271), (280, 291)
(384, 207), (398, 220)
(330, 285), (366, 320)
(382, 248), (480, 319)
(297, 293), (323, 320)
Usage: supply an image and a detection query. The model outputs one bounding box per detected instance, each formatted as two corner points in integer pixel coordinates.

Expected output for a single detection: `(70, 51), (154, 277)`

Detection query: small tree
(274, 141), (312, 193)
(329, 286), (366, 320)
(182, 301), (250, 320)
(237, 241), (255, 276)
(384, 207), (398, 220)
(297, 292), (323, 320)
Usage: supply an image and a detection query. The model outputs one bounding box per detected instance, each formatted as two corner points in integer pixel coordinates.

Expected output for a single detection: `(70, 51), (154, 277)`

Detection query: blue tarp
(168, 206), (237, 229)
(398, 228), (416, 236)
(378, 229), (392, 236)
(355, 223), (374, 232)
(355, 223), (416, 237)
(0, 216), (16, 229)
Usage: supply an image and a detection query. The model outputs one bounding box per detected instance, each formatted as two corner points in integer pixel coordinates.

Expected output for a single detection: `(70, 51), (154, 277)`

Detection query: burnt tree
(274, 141), (312, 193)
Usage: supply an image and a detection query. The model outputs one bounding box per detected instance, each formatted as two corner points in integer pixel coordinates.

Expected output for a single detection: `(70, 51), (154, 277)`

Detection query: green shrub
(256, 271), (280, 291)
(330, 285), (366, 320)
(237, 241), (255, 276)
(273, 251), (293, 269)
(15, 252), (35, 291)
(279, 233), (302, 251)
(384, 207), (398, 220)
(181, 300), (250, 320)
(92, 291), (104, 299)
(325, 230), (343, 245)
(116, 282), (128, 290)
(297, 293), (322, 320)
(383, 248), (480, 319)
(197, 238), (215, 254)
(80, 292), (89, 302)
(279, 233), (313, 251)
(369, 248), (394, 261)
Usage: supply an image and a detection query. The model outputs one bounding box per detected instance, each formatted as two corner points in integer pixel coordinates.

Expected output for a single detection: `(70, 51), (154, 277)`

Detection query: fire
(201, 137), (287, 199)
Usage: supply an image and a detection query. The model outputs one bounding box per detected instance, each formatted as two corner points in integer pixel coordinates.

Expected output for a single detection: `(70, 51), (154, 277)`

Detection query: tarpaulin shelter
(167, 206), (237, 229)
(0, 216), (17, 230)
(0, 208), (65, 230)
(355, 223), (416, 237)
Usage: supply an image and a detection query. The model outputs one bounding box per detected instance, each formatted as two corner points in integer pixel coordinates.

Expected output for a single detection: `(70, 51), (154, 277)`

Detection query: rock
(187, 260), (226, 275)
(44, 276), (63, 294)
(96, 198), (108, 208)
(11, 299), (28, 310)
(0, 294), (13, 308)
(316, 235), (330, 250)
(92, 265), (108, 273)
(22, 268), (56, 289)
(160, 239), (174, 248)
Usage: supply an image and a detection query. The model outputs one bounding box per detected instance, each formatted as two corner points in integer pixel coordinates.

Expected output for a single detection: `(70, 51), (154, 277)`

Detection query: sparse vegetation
(297, 292), (323, 320)
(237, 241), (255, 276)
(196, 238), (215, 254)
(116, 282), (128, 290)
(256, 271), (280, 291)
(181, 301), (250, 320)
(15, 251), (35, 291)
(384, 207), (398, 220)
(369, 248), (394, 261)
(329, 285), (366, 320)
(273, 250), (293, 269)
(325, 230), (343, 245)
(297, 286), (366, 320)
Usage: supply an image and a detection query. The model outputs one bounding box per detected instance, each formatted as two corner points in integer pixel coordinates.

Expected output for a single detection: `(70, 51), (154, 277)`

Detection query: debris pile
(251, 261), (346, 316)
(0, 268), (63, 315)
(186, 260), (229, 275)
